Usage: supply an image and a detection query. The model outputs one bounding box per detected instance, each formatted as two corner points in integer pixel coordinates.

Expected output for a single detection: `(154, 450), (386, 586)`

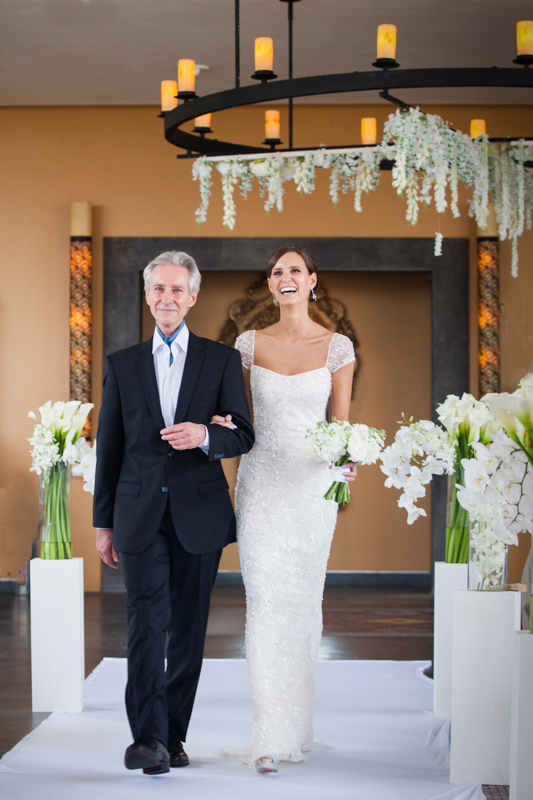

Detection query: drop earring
(271, 292), (279, 306)
(311, 288), (317, 301)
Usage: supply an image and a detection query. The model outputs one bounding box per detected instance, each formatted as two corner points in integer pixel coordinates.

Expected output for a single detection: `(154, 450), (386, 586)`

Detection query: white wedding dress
(225, 329), (355, 766)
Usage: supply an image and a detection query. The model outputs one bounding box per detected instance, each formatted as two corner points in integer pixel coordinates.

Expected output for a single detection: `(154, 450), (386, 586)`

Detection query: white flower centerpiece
(29, 401), (96, 559)
(435, 394), (496, 564)
(380, 395), (495, 565)
(456, 374), (533, 595)
(306, 419), (386, 503)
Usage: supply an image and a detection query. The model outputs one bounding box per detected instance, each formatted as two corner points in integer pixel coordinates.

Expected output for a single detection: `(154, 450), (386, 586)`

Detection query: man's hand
(161, 422), (207, 450)
(96, 528), (119, 569)
(209, 414), (237, 430)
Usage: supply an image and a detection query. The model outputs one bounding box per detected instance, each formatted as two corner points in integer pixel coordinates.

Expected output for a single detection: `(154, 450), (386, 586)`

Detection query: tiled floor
(482, 788), (510, 800)
(0, 585), (507, 798)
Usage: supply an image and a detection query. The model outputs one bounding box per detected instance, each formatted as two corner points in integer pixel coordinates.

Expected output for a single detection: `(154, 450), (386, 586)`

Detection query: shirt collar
(152, 322), (189, 355)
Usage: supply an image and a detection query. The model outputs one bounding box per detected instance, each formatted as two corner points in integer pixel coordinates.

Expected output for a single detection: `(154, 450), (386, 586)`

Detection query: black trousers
(121, 501), (221, 745)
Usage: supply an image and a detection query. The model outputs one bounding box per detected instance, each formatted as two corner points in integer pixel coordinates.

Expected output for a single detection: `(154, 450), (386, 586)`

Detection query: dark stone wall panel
(101, 236), (469, 590)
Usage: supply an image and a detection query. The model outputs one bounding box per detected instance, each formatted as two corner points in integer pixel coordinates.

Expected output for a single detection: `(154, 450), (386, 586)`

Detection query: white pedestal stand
(30, 558), (85, 712)
(449, 590), (521, 785)
(433, 562), (468, 717)
(510, 631), (533, 800)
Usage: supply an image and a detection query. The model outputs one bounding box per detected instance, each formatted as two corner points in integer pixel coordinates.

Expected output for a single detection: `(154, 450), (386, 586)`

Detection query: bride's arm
(242, 367), (254, 425)
(330, 361), (357, 481)
(210, 367), (254, 428)
(329, 362), (354, 422)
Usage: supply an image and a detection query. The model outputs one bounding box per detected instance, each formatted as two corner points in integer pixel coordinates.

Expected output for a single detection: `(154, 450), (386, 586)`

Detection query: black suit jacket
(93, 331), (254, 555)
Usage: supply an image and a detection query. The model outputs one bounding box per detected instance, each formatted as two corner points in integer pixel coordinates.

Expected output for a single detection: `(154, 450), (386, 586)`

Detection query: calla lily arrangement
(435, 394), (496, 563)
(454, 375), (533, 593)
(28, 401), (96, 558)
(28, 400), (94, 471)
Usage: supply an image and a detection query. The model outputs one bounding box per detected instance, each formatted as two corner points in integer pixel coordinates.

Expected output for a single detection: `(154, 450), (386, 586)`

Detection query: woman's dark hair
(266, 244), (319, 299)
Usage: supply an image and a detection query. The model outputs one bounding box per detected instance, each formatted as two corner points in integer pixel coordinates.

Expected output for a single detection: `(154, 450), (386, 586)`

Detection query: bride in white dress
(215, 245), (356, 774)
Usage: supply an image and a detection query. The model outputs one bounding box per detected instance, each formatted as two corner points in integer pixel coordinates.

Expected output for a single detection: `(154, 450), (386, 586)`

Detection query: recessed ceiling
(0, 0), (532, 106)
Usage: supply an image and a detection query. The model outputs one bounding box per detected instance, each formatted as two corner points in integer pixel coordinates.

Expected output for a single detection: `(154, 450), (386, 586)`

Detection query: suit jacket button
(161, 486), (169, 493)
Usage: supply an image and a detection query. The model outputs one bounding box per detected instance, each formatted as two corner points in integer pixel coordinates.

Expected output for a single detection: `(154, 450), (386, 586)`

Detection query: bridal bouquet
(306, 419), (386, 503)
(28, 401), (96, 558)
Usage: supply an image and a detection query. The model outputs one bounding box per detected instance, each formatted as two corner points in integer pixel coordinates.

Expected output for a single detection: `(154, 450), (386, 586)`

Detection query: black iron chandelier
(160, 1), (533, 158)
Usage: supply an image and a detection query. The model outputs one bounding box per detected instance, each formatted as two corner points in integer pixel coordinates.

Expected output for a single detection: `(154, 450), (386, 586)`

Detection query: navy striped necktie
(157, 321), (184, 366)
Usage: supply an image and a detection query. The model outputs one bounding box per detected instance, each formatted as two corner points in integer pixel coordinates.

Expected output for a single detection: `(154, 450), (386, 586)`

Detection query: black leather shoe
(124, 737), (170, 775)
(168, 735), (190, 768)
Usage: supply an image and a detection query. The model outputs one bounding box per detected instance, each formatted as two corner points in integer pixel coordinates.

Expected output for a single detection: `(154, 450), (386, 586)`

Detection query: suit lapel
(174, 331), (206, 424)
(137, 339), (166, 430)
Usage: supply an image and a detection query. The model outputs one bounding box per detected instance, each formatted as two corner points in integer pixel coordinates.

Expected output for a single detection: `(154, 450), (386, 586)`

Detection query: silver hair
(143, 251), (202, 295)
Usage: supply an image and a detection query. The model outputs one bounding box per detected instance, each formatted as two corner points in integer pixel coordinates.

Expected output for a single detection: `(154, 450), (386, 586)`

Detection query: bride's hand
(342, 462), (357, 482)
(209, 414), (237, 430)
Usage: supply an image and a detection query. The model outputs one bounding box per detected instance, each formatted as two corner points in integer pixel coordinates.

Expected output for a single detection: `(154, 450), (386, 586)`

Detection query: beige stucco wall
(0, 103), (531, 589)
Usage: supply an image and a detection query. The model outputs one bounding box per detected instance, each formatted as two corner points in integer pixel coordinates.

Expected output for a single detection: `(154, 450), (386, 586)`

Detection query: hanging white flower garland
(191, 108), (533, 276)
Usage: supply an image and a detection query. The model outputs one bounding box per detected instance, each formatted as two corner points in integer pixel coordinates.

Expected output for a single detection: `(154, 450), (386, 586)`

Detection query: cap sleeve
(235, 330), (255, 371)
(326, 332), (356, 373)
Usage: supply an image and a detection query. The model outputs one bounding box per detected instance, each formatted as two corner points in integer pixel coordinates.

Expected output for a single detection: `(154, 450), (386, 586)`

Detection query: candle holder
(193, 113), (212, 135)
(372, 57), (400, 70)
(262, 138), (283, 150)
(513, 54), (533, 67)
(251, 69), (278, 82)
(177, 90), (197, 101)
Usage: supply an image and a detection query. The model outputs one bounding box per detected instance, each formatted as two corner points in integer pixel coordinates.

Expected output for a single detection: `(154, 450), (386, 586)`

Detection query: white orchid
(71, 439), (97, 494)
(380, 419), (455, 528)
(456, 427), (533, 555)
(456, 485), (485, 517)
(462, 458), (491, 494)
(470, 441), (498, 474)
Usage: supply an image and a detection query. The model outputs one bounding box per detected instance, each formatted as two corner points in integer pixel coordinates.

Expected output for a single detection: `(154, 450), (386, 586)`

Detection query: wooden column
(70, 202), (92, 439)
(477, 204), (500, 395)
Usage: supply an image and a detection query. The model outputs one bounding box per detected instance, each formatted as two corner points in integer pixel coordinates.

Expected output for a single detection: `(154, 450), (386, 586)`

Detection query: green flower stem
(324, 454), (352, 504)
(445, 437), (470, 564)
(41, 464), (72, 560)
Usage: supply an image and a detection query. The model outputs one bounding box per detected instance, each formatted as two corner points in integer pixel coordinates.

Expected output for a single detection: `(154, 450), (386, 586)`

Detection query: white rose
(250, 160), (269, 178)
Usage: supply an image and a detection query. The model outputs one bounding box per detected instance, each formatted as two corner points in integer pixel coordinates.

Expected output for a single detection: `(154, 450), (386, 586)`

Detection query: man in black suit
(93, 250), (254, 775)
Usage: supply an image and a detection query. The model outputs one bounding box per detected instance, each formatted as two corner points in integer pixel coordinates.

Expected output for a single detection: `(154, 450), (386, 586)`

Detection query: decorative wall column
(477, 203), (500, 395)
(69, 202), (92, 439)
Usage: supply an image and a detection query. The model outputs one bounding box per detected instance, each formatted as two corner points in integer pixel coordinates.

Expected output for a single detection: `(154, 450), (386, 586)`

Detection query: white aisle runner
(0, 658), (483, 800)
